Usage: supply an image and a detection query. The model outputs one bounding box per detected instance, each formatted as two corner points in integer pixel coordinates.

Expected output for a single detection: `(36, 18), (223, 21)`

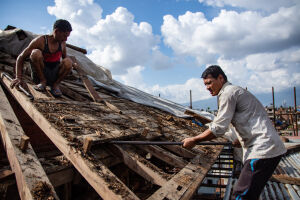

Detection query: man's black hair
(201, 65), (227, 82)
(53, 19), (72, 32)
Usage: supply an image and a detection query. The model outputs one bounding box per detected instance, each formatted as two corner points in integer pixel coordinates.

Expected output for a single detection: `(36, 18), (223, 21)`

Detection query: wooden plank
(59, 84), (89, 102)
(66, 43), (87, 54)
(147, 144), (223, 200)
(162, 145), (196, 159)
(0, 169), (14, 180)
(0, 84), (59, 200)
(69, 57), (122, 114)
(69, 56), (103, 103)
(80, 130), (140, 153)
(1, 75), (139, 200)
(184, 110), (212, 124)
(113, 145), (168, 186)
(138, 145), (188, 168)
(270, 174), (300, 186)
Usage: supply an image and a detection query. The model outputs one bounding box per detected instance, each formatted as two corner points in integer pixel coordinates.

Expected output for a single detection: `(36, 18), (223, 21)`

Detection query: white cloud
(198, 0), (298, 12)
(47, 0), (168, 75)
(161, 2), (300, 96)
(114, 65), (146, 88)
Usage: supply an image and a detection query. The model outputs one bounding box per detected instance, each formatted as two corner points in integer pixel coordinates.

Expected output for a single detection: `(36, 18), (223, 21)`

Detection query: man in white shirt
(182, 65), (286, 200)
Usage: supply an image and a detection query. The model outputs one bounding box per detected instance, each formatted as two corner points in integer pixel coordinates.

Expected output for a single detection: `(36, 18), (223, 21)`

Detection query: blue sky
(1, 0), (299, 107)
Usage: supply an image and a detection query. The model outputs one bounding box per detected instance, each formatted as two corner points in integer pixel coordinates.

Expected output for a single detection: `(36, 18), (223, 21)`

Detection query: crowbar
(1, 72), (34, 101)
(108, 141), (232, 146)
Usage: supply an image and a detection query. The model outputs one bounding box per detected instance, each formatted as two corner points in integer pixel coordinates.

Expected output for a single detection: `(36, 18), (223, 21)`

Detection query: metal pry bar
(1, 72), (34, 101)
(108, 141), (232, 146)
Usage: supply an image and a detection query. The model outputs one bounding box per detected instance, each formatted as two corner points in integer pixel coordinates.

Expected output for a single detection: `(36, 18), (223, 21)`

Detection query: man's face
(54, 29), (71, 42)
(203, 74), (224, 96)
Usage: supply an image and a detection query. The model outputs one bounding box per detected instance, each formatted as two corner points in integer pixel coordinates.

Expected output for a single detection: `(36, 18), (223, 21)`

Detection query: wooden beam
(162, 145), (196, 159)
(184, 110), (212, 124)
(59, 84), (89, 102)
(19, 135), (30, 151)
(147, 144), (224, 200)
(0, 84), (59, 200)
(113, 145), (169, 186)
(78, 131), (140, 153)
(66, 43), (87, 54)
(1, 75), (139, 200)
(69, 56), (103, 103)
(69, 56), (122, 114)
(138, 145), (188, 168)
(270, 174), (300, 186)
(0, 169), (14, 180)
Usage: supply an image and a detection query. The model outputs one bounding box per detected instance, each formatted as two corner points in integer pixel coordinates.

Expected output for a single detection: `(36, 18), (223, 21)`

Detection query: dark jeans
(232, 154), (282, 200)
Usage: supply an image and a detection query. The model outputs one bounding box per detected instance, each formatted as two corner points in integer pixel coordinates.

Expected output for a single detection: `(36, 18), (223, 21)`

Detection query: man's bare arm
(182, 129), (216, 149)
(11, 36), (43, 88)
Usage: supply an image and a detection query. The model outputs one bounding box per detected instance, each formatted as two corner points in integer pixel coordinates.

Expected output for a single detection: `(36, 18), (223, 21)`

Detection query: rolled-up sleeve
(209, 92), (237, 137)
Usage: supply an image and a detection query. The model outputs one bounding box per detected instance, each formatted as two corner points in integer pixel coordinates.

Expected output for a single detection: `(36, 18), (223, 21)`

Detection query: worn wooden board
(1, 75), (140, 200)
(0, 84), (59, 200)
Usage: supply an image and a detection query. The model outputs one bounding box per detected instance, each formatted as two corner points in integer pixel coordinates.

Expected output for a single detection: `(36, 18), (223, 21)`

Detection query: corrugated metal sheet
(223, 151), (300, 200)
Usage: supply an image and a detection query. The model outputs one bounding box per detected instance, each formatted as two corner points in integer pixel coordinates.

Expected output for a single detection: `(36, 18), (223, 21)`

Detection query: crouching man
(11, 19), (73, 97)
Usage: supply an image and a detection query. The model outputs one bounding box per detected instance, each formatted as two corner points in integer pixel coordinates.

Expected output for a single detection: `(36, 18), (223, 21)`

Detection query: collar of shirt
(218, 82), (232, 97)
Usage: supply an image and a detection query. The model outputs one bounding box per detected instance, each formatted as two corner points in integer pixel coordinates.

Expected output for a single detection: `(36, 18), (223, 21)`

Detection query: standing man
(182, 65), (286, 199)
(11, 19), (73, 97)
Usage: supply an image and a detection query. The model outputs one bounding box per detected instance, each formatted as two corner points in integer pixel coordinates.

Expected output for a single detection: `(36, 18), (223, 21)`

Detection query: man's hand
(10, 78), (23, 89)
(232, 139), (241, 148)
(182, 137), (196, 149)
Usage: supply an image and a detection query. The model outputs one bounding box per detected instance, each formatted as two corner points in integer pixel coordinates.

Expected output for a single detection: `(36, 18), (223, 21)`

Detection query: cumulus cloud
(47, 0), (168, 75)
(162, 1), (300, 96)
(198, 0), (298, 13)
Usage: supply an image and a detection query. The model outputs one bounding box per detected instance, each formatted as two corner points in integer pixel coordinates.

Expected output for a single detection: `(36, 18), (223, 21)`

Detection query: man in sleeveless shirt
(182, 65), (286, 200)
(11, 19), (73, 97)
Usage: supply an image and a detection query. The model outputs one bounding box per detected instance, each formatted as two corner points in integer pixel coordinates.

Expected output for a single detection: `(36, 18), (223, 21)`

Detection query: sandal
(50, 88), (62, 97)
(50, 87), (62, 97)
(33, 83), (46, 91)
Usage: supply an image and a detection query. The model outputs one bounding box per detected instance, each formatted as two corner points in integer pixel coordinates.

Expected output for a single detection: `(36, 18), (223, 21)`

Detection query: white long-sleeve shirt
(209, 82), (286, 162)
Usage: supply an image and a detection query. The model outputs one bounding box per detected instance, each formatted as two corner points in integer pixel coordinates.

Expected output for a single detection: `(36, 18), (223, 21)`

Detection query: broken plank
(79, 130), (140, 153)
(69, 56), (103, 103)
(0, 84), (59, 200)
(184, 110), (212, 124)
(138, 145), (188, 168)
(1, 76), (139, 200)
(113, 145), (168, 186)
(147, 143), (223, 200)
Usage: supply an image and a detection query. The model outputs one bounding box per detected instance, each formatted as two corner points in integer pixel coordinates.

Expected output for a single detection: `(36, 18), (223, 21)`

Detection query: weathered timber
(138, 145), (188, 168)
(19, 135), (30, 151)
(0, 84), (59, 200)
(1, 76), (139, 200)
(162, 145), (196, 159)
(184, 110), (212, 124)
(270, 174), (300, 186)
(147, 143), (223, 200)
(80, 131), (139, 153)
(59, 84), (89, 102)
(69, 56), (122, 114)
(113, 145), (168, 186)
(66, 43), (87, 54)
(69, 56), (103, 103)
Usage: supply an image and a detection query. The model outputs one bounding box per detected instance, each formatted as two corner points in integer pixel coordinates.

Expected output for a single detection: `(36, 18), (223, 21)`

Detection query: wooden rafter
(138, 145), (188, 168)
(112, 145), (169, 186)
(1, 74), (139, 200)
(0, 84), (59, 200)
